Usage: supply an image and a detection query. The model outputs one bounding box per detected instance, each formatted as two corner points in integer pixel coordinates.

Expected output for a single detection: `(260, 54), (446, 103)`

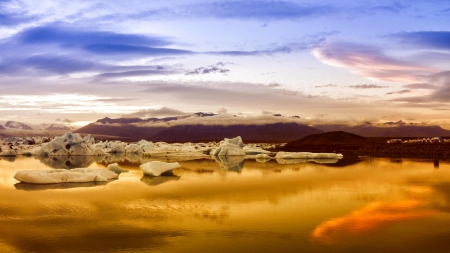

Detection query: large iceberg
(32, 132), (103, 156)
(275, 152), (343, 159)
(14, 168), (118, 184)
(211, 136), (245, 156)
(140, 161), (181, 176)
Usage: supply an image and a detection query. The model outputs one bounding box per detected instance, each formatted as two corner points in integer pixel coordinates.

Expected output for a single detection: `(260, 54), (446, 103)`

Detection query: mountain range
(2, 114), (450, 142)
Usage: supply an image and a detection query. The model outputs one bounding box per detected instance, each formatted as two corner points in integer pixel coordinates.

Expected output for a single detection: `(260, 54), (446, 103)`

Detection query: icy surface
(275, 152), (343, 159)
(14, 168), (118, 184)
(107, 163), (129, 174)
(33, 132), (102, 156)
(140, 161), (181, 176)
(211, 136), (245, 156)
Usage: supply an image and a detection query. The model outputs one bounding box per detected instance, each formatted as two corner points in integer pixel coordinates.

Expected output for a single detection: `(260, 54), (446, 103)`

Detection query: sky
(0, 0), (449, 127)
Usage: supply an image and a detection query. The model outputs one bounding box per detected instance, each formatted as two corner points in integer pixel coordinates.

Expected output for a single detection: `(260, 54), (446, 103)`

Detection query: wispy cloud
(389, 31), (450, 50)
(403, 83), (438, 89)
(123, 107), (186, 118)
(312, 42), (438, 82)
(185, 62), (231, 75)
(349, 84), (389, 89)
(386, 89), (411, 95)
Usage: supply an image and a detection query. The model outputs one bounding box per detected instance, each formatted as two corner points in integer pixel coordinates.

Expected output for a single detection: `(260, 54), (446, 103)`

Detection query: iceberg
(211, 136), (245, 156)
(32, 132), (102, 156)
(14, 168), (118, 184)
(107, 163), (129, 174)
(275, 152), (343, 159)
(140, 161), (181, 176)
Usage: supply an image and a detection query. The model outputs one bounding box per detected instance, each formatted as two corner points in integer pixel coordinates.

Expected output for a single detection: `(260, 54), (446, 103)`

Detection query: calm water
(1, 155), (450, 253)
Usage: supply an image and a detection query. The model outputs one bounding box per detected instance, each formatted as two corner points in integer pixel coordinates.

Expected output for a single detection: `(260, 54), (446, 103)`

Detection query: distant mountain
(5, 121), (34, 130)
(286, 131), (368, 146)
(43, 124), (72, 131)
(76, 123), (167, 140)
(76, 114), (323, 142)
(0, 121), (76, 132)
(151, 123), (323, 142)
(313, 124), (450, 137)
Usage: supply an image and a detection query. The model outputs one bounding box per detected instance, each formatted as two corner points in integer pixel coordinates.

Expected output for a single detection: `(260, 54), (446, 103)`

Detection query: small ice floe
(255, 153), (271, 163)
(140, 161), (181, 176)
(275, 152), (343, 159)
(276, 158), (339, 165)
(107, 163), (129, 174)
(0, 149), (16, 157)
(13, 168), (118, 184)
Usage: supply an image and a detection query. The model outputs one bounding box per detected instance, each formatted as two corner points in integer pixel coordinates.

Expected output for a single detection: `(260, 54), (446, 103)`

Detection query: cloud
(389, 31), (450, 50)
(312, 42), (438, 82)
(95, 69), (180, 79)
(185, 62), (231, 75)
(217, 107), (227, 114)
(390, 71), (450, 103)
(403, 83), (439, 89)
(315, 84), (338, 88)
(17, 25), (170, 47)
(268, 83), (281, 88)
(127, 1), (337, 21)
(348, 84), (389, 89)
(386, 89), (411, 95)
(123, 107), (186, 118)
(83, 44), (193, 56)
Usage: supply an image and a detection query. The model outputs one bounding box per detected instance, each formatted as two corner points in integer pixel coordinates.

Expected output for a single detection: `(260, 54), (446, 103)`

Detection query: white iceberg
(211, 136), (245, 156)
(140, 161), (181, 176)
(107, 163), (129, 174)
(275, 152), (343, 159)
(14, 168), (118, 184)
(255, 154), (271, 159)
(32, 132), (102, 156)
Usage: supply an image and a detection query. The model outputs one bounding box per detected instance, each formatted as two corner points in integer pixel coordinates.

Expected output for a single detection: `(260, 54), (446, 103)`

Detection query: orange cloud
(311, 200), (436, 244)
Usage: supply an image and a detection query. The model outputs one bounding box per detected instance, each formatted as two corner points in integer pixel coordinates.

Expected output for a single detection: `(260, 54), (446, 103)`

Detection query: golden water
(1, 156), (450, 253)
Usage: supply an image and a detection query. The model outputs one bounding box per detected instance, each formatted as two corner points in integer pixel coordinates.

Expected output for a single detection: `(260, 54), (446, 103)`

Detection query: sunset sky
(0, 0), (449, 127)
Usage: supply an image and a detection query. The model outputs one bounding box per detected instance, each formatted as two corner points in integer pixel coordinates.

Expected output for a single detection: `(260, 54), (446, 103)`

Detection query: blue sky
(0, 0), (449, 127)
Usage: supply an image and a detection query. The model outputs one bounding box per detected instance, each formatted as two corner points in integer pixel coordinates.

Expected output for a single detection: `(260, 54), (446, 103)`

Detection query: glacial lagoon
(2, 155), (450, 253)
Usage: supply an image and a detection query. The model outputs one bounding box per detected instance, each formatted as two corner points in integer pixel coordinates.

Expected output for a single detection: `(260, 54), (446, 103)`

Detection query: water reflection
(36, 155), (100, 169)
(0, 156), (16, 162)
(1, 156), (450, 252)
(213, 155), (245, 172)
(276, 158), (339, 164)
(14, 180), (113, 191)
(140, 171), (180, 186)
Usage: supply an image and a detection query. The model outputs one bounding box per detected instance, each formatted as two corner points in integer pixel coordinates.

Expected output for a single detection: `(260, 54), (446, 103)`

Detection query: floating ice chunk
(275, 152), (343, 159)
(243, 146), (271, 155)
(0, 149), (16, 157)
(33, 132), (98, 156)
(211, 136), (245, 156)
(255, 154), (271, 159)
(125, 144), (141, 154)
(13, 168), (118, 184)
(107, 163), (129, 174)
(140, 161), (181, 176)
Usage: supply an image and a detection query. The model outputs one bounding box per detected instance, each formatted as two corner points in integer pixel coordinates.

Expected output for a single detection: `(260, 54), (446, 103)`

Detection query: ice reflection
(0, 156), (16, 162)
(140, 171), (180, 186)
(276, 158), (339, 164)
(212, 155), (245, 172)
(35, 155), (100, 169)
(14, 180), (114, 191)
(3, 156), (450, 252)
